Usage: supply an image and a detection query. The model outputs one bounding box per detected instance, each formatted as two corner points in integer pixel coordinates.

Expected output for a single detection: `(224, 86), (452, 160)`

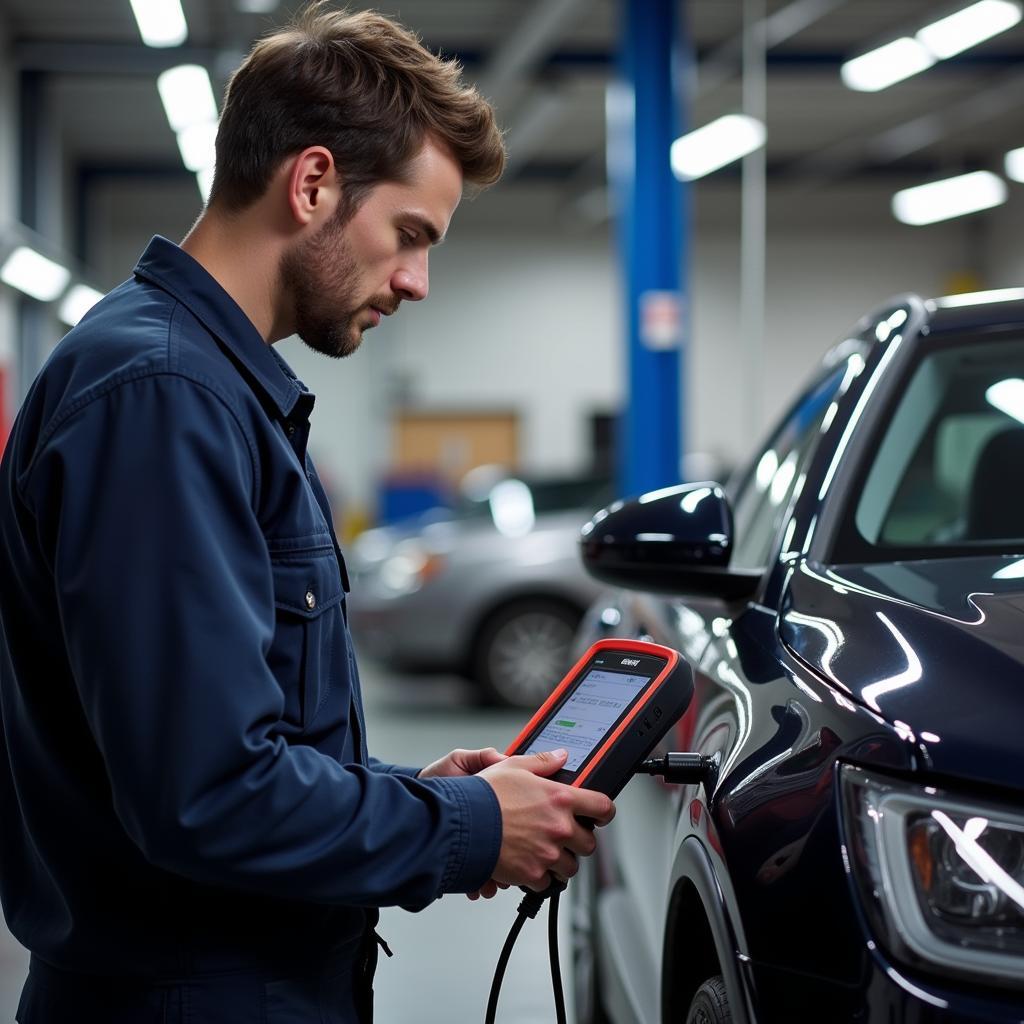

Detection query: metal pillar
(610, 0), (688, 499)
(741, 0), (767, 446)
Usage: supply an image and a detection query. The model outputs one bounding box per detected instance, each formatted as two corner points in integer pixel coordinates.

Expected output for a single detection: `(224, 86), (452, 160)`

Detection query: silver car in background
(347, 472), (612, 707)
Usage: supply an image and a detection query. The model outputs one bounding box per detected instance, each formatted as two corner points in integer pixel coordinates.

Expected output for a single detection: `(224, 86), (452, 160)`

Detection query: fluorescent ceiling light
(841, 37), (935, 92)
(670, 114), (766, 181)
(0, 246), (71, 302)
(176, 121), (218, 172)
(892, 170), (1006, 225)
(1006, 146), (1024, 183)
(935, 286), (1024, 307)
(58, 284), (105, 327)
(157, 65), (218, 132)
(917, 0), (1022, 59)
(129, 0), (188, 48)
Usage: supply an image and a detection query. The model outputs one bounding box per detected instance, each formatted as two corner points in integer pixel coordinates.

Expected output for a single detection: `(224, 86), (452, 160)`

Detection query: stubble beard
(280, 211), (364, 360)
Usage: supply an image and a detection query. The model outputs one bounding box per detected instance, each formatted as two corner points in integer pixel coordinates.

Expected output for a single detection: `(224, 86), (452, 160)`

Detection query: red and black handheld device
(505, 638), (694, 800)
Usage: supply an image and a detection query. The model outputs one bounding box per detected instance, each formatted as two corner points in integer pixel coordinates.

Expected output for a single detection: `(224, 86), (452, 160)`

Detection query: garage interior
(2, 0), (1024, 1020)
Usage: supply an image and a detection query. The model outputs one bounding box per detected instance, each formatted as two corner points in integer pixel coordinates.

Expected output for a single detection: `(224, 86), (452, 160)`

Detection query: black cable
(485, 889), (546, 1024)
(548, 889), (567, 1024)
(485, 911), (526, 1024)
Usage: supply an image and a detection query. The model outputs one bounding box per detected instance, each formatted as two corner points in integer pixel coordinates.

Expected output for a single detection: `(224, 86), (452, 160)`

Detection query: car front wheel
(472, 599), (580, 707)
(686, 975), (731, 1024)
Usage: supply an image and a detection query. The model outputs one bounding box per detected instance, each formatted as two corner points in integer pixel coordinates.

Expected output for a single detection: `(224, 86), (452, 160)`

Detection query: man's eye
(399, 230), (416, 247)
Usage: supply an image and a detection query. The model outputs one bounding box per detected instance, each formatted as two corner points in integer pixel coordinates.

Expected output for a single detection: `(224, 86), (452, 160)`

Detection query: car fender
(663, 835), (756, 1024)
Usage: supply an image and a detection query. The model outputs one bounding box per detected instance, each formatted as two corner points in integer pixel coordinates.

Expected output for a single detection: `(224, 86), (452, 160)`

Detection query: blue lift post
(609, 0), (689, 499)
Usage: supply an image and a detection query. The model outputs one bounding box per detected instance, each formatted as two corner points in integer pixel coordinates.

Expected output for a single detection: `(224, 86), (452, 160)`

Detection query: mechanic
(0, 6), (614, 1023)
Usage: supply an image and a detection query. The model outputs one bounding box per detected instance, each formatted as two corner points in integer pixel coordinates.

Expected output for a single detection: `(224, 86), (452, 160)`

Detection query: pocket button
(305, 590), (317, 610)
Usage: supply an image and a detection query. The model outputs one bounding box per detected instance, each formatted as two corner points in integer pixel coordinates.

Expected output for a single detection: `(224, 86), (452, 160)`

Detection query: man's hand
(419, 747), (507, 780)
(478, 749), (615, 892)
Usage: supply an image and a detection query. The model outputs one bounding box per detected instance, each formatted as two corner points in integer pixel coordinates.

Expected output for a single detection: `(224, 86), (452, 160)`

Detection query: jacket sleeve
(368, 758), (421, 777)
(23, 372), (501, 906)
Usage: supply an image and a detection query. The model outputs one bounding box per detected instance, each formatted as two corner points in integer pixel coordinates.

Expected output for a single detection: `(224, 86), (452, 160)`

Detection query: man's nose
(392, 255), (428, 302)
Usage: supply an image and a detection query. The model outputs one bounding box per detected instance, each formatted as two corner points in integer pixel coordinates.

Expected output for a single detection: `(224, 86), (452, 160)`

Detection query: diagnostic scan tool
(506, 638), (695, 800)
(487, 640), (701, 1024)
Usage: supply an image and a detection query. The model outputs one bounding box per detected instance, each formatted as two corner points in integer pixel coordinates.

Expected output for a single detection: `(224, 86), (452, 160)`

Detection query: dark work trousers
(16, 928), (385, 1024)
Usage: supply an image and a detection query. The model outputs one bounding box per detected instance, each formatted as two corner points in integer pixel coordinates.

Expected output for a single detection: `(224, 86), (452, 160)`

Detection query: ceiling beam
(787, 70), (1024, 185)
(12, 41), (220, 75)
(697, 0), (850, 95)
(477, 0), (589, 110)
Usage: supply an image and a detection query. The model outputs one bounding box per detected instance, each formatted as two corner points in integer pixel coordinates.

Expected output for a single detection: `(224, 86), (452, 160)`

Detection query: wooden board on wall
(392, 411), (519, 482)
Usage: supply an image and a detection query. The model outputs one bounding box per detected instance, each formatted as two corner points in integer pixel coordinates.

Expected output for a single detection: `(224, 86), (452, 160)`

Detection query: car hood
(780, 555), (1024, 789)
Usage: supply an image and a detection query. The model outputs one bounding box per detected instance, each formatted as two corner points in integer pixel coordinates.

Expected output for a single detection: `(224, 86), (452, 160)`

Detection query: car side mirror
(579, 482), (761, 600)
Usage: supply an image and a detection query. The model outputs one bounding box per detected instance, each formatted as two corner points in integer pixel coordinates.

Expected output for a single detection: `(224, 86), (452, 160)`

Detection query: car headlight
(376, 540), (445, 597)
(841, 764), (1024, 987)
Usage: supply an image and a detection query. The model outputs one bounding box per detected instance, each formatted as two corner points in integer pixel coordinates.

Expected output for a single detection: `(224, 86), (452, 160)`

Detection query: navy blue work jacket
(0, 236), (501, 981)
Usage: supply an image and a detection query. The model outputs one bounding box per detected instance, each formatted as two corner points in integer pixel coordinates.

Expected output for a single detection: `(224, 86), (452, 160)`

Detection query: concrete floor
(0, 661), (577, 1023)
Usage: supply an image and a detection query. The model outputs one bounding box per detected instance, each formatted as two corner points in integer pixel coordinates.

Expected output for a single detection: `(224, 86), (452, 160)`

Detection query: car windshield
(841, 334), (1024, 560)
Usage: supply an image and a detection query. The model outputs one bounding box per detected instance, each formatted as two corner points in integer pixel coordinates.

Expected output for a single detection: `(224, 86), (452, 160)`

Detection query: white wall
(987, 182), (1024, 287)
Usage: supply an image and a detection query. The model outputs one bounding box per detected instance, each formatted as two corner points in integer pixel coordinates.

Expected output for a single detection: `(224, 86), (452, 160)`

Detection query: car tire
(572, 855), (611, 1024)
(686, 975), (731, 1024)
(472, 599), (581, 708)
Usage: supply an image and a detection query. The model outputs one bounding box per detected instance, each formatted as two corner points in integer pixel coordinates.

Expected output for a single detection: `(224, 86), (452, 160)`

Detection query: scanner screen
(523, 668), (652, 771)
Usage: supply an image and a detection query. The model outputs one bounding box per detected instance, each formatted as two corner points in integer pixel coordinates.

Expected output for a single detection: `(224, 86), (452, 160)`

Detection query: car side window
(855, 336), (1024, 547)
(729, 364), (848, 570)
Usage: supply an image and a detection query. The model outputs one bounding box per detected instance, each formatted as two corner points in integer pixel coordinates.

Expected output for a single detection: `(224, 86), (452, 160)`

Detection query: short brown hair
(209, 4), (505, 212)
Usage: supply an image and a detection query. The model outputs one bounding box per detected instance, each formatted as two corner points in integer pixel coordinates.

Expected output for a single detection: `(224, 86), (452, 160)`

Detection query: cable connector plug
(637, 752), (715, 785)
(518, 876), (567, 918)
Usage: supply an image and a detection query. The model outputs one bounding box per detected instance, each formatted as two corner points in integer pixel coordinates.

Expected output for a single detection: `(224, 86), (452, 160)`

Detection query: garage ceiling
(3, 0), (1024, 241)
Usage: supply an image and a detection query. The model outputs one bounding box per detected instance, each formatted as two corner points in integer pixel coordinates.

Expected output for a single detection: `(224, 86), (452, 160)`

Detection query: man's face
(282, 137), (463, 358)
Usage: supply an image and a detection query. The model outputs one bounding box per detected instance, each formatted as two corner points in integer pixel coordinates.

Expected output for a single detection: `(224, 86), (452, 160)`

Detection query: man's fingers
(505, 748), (568, 777)
(466, 879), (499, 900)
(476, 747), (507, 770)
(565, 820), (598, 858)
(553, 850), (579, 881)
(571, 788), (615, 826)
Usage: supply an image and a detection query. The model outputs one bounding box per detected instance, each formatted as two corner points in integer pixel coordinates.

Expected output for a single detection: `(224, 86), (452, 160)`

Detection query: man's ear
(286, 146), (339, 227)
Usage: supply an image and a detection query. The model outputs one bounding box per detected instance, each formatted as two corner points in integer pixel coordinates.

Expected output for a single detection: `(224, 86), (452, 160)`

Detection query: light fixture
(841, 37), (935, 92)
(670, 114), (766, 181)
(1006, 146), (1024, 183)
(842, 1), (1023, 93)
(917, 0), (1022, 59)
(128, 0), (188, 48)
(0, 246), (71, 302)
(892, 170), (1006, 225)
(176, 121), (218, 172)
(58, 284), (105, 327)
(157, 65), (218, 132)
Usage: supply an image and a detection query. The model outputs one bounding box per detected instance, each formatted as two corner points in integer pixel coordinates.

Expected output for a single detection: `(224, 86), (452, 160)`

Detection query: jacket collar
(133, 235), (309, 420)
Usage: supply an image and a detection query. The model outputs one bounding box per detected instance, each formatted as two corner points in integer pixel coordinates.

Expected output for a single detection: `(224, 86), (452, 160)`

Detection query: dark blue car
(572, 290), (1024, 1023)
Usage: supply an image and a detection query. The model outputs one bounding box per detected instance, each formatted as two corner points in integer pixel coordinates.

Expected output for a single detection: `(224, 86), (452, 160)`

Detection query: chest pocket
(268, 545), (345, 733)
